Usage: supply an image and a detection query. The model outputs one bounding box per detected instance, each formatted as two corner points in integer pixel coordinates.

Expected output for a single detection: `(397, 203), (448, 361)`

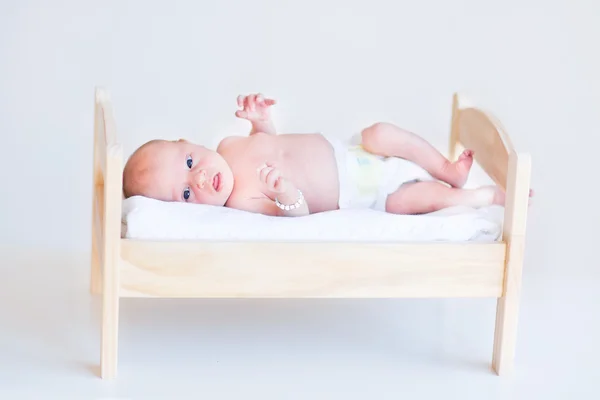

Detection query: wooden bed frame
(90, 88), (532, 379)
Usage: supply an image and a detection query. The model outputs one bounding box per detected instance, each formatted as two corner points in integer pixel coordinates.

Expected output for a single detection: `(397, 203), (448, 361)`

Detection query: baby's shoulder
(217, 134), (263, 150)
(218, 134), (273, 158)
(216, 135), (245, 152)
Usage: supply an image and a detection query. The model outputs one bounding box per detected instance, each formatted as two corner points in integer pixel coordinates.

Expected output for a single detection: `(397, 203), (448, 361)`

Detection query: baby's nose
(194, 170), (207, 189)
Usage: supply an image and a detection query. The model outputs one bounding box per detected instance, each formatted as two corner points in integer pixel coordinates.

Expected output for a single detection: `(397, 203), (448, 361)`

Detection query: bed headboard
(91, 87), (123, 290)
(448, 93), (515, 190)
(448, 92), (532, 251)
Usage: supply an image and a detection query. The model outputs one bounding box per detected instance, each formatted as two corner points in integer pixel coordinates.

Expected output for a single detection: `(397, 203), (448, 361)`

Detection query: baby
(122, 93), (530, 217)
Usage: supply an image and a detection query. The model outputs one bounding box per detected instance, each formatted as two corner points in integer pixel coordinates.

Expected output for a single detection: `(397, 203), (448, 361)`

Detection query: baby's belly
(278, 134), (340, 213)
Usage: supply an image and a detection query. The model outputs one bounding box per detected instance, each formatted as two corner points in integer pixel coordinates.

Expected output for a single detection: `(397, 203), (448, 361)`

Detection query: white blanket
(121, 196), (504, 242)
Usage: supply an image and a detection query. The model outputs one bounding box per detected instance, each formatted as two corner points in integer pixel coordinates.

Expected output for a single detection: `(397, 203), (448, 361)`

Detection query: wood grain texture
(90, 90), (103, 295)
(448, 93), (461, 161)
(458, 107), (514, 189)
(118, 241), (506, 298)
(95, 87), (118, 146)
(95, 87), (124, 380)
(492, 151), (531, 375)
(91, 186), (104, 294)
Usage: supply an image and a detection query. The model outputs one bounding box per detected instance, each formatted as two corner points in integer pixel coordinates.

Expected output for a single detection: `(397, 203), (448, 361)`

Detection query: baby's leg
(361, 122), (473, 188)
(385, 181), (505, 214)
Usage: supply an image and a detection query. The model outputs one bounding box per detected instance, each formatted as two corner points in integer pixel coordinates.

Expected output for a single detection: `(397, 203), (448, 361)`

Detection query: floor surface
(0, 246), (598, 399)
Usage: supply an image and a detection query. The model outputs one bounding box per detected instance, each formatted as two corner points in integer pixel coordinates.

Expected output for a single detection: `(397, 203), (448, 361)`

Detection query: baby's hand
(257, 162), (288, 194)
(236, 93), (276, 122)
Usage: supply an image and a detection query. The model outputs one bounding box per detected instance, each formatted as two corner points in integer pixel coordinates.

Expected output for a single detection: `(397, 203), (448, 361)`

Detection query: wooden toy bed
(90, 88), (531, 379)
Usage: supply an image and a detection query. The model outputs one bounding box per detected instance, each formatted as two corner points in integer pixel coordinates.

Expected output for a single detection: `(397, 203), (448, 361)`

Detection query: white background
(1, 0), (599, 398)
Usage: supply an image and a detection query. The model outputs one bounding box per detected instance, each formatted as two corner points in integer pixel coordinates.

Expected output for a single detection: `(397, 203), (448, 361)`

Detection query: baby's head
(123, 139), (234, 206)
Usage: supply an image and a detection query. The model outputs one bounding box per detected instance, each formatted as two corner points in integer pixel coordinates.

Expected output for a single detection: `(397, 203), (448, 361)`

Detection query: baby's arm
(238, 191), (308, 217)
(271, 185), (308, 217)
(235, 93), (277, 135)
(252, 163), (309, 217)
(249, 118), (276, 136)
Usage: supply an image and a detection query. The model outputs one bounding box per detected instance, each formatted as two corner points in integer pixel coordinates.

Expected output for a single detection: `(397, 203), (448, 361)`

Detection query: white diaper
(327, 135), (434, 212)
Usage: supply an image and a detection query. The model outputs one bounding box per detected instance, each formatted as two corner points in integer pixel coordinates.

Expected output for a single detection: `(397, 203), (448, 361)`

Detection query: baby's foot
(443, 149), (474, 188)
(492, 186), (506, 206)
(492, 186), (535, 206)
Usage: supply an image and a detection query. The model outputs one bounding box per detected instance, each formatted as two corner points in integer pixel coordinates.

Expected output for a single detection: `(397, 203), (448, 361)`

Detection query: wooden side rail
(118, 241), (507, 298)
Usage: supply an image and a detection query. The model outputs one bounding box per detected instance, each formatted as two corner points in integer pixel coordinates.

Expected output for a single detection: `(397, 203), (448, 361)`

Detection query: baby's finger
(257, 161), (275, 175)
(235, 110), (248, 119)
(237, 95), (245, 108)
(272, 178), (283, 193)
(259, 166), (274, 183)
(256, 163), (267, 175)
(248, 94), (257, 112)
(273, 176), (287, 193)
(256, 93), (264, 105)
(266, 168), (282, 189)
(265, 98), (276, 106)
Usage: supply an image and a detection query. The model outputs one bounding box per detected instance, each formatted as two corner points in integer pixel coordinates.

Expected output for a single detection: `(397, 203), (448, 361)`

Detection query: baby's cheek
(194, 188), (207, 203)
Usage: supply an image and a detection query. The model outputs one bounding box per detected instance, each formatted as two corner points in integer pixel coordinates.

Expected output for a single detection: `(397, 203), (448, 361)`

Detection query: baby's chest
(228, 142), (286, 172)
(223, 137), (290, 186)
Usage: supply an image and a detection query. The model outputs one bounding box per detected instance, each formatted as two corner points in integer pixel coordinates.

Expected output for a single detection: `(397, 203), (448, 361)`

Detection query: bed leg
(100, 150), (122, 379)
(492, 152), (530, 375)
(101, 258), (119, 379)
(492, 245), (524, 375)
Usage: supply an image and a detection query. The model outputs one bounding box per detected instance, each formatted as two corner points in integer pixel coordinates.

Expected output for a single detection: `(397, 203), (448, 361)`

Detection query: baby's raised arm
(235, 93), (277, 135)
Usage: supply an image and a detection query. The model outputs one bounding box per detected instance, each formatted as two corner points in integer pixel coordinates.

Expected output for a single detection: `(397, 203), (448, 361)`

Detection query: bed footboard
(449, 93), (532, 375)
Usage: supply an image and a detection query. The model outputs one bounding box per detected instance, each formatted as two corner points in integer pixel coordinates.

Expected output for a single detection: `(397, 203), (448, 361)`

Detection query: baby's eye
(183, 187), (191, 201)
(186, 155), (193, 169)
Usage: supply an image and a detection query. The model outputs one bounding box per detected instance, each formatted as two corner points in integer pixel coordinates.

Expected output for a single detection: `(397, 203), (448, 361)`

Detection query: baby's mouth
(212, 173), (221, 191)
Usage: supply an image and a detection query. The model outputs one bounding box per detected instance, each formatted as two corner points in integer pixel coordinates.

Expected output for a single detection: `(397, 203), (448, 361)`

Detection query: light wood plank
(492, 151), (531, 375)
(90, 88), (103, 295)
(99, 89), (123, 379)
(91, 184), (103, 295)
(93, 187), (105, 272)
(94, 99), (107, 181)
(448, 93), (461, 161)
(118, 241), (506, 298)
(93, 87), (118, 181)
(96, 88), (118, 147)
(458, 107), (514, 190)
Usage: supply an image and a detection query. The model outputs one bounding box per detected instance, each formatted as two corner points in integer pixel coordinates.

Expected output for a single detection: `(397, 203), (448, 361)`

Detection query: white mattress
(121, 196), (505, 242)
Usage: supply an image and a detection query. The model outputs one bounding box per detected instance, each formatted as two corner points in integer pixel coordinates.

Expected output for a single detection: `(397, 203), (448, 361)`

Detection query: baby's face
(140, 140), (234, 206)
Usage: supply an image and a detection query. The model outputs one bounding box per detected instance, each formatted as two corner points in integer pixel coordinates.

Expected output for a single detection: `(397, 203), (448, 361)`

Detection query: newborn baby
(123, 93), (531, 217)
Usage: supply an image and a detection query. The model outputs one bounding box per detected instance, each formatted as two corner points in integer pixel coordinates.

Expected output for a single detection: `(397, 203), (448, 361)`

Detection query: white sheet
(121, 196), (505, 242)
